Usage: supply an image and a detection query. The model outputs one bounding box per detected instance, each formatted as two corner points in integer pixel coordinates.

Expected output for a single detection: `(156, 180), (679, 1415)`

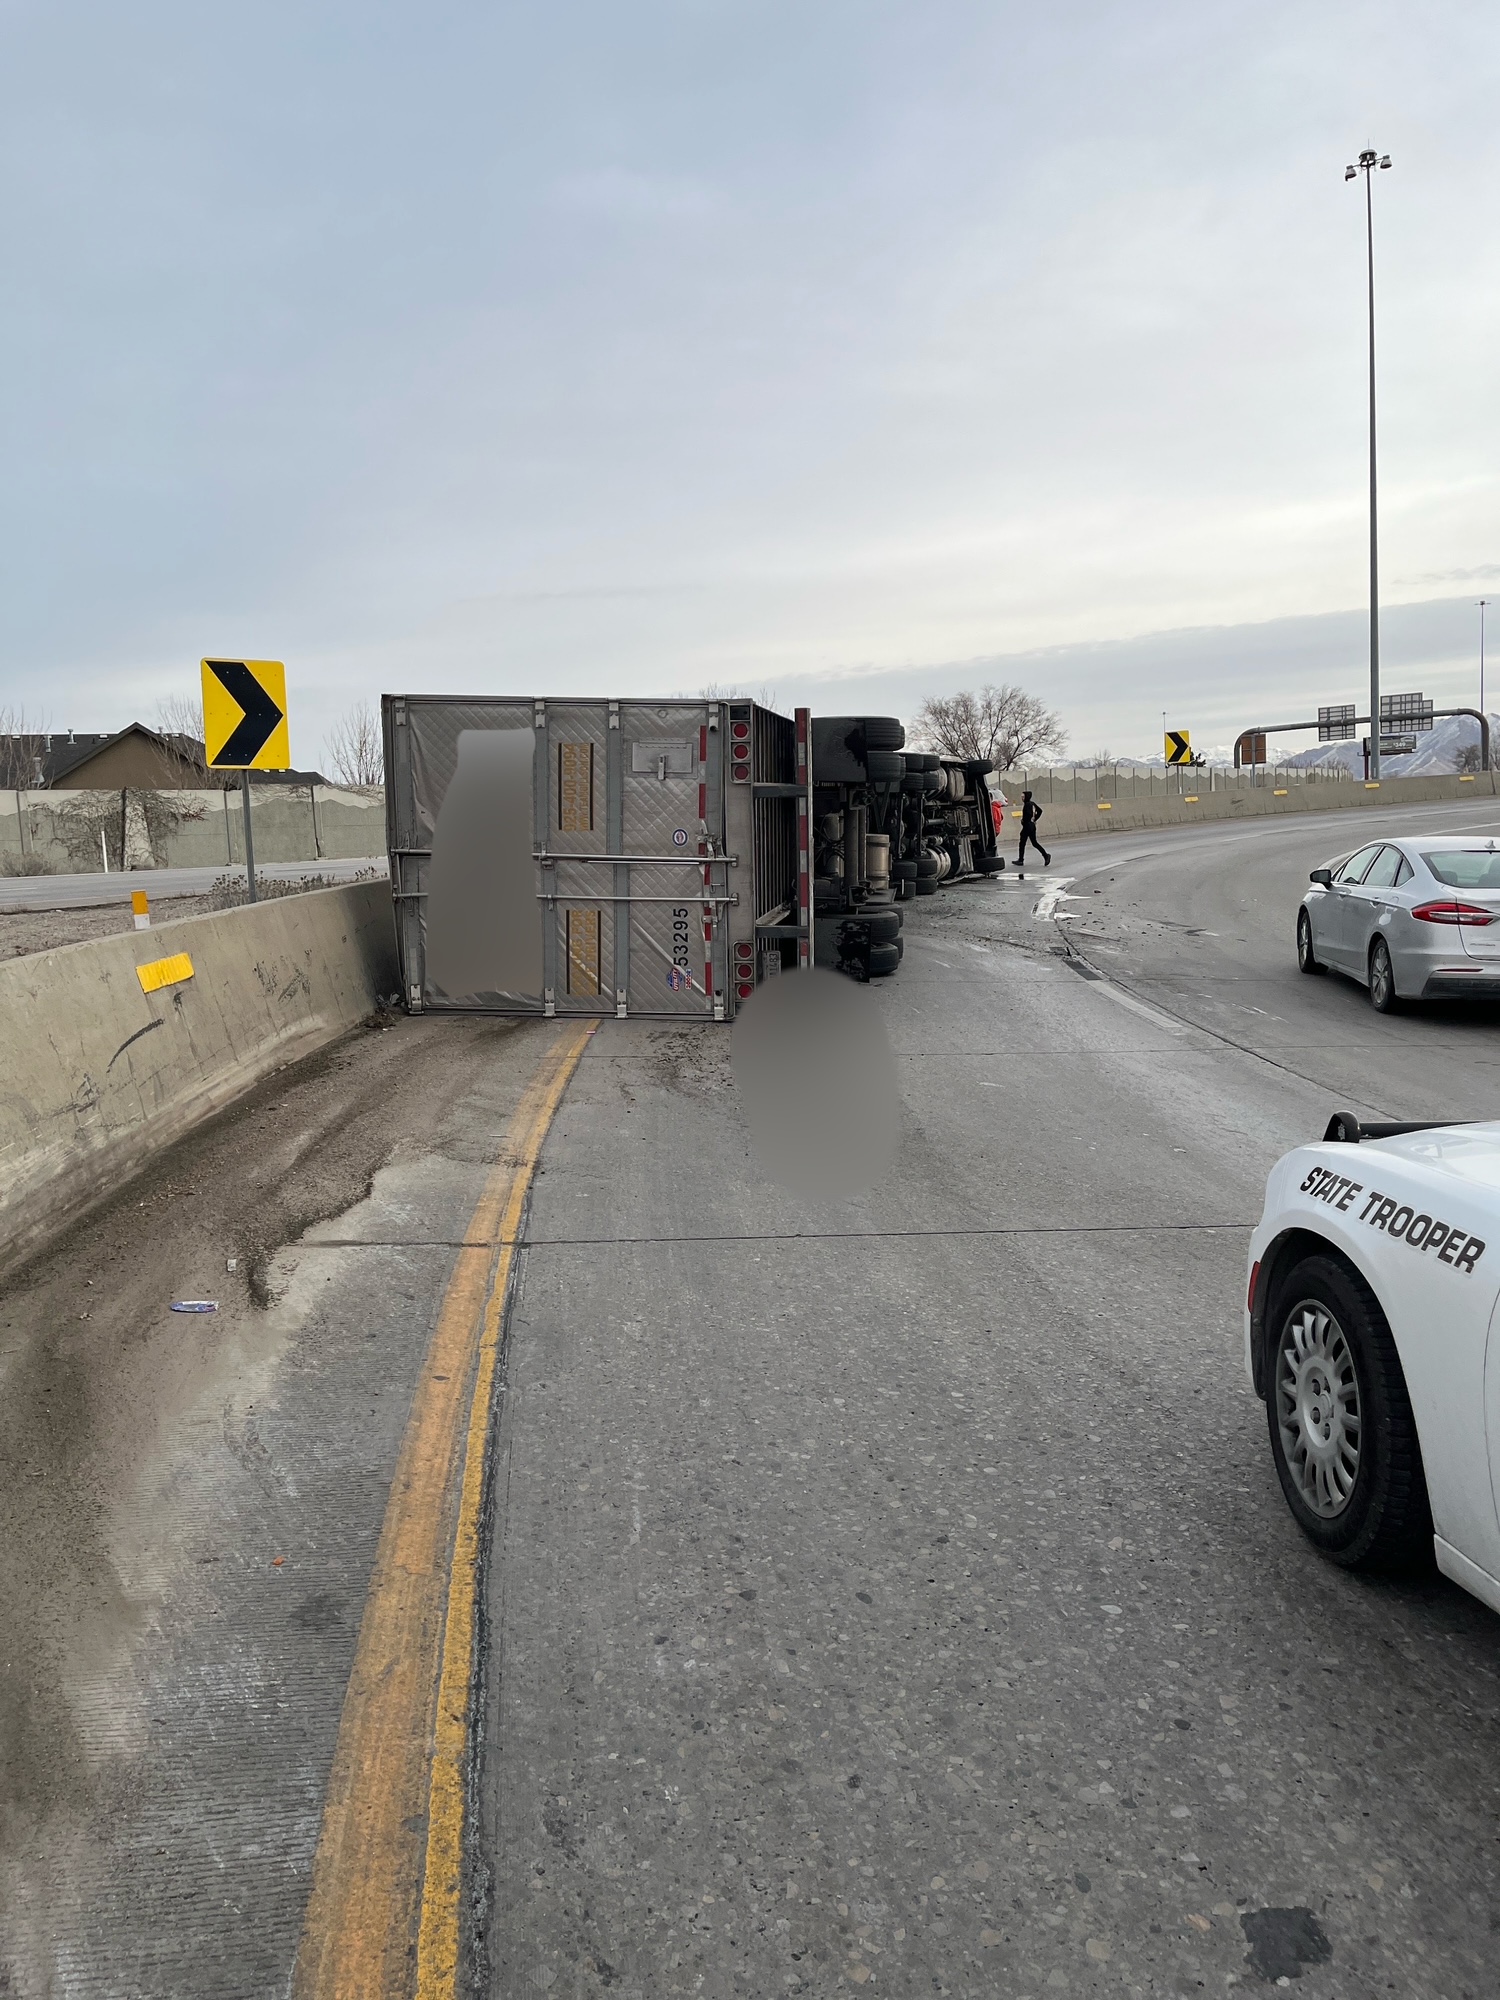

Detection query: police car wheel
(1266, 1254), (1431, 1571)
(1296, 909), (1324, 975)
(1368, 937), (1400, 1013)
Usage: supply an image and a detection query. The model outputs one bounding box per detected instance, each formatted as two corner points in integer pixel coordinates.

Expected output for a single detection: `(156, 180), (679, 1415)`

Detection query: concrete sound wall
(0, 880), (398, 1273)
(1032, 771), (1500, 841)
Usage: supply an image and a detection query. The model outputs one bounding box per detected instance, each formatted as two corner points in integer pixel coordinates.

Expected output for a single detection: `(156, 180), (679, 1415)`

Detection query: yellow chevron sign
(1165, 729), (1192, 765)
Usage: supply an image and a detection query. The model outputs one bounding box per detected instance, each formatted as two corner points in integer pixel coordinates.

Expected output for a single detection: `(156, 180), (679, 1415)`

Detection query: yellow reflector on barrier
(1364, 781), (1380, 789)
(1460, 775), (1476, 783)
(1184, 795), (1199, 803)
(136, 952), (195, 993)
(1097, 801), (1113, 810)
(1274, 788), (1288, 796)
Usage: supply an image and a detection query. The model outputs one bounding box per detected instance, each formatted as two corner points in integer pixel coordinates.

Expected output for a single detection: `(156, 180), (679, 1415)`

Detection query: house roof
(2, 723), (329, 787)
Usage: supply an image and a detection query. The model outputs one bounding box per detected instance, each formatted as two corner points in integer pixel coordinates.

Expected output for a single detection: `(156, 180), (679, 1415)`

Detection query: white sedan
(1296, 834), (1500, 1009)
(1246, 1113), (1500, 1611)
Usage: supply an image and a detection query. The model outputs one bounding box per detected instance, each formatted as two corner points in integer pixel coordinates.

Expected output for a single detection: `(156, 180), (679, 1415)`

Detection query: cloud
(1397, 567), (1500, 585)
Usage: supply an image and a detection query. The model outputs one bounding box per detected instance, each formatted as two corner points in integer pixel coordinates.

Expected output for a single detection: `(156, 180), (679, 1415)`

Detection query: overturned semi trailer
(382, 695), (810, 1020)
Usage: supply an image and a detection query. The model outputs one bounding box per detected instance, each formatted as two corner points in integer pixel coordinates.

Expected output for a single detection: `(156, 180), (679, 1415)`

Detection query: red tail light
(1412, 900), (1496, 926)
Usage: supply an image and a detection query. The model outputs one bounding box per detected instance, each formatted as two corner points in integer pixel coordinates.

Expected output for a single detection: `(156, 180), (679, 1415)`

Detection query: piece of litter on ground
(226, 1257), (237, 1273)
(170, 1300), (219, 1313)
(272, 1556), (285, 1568)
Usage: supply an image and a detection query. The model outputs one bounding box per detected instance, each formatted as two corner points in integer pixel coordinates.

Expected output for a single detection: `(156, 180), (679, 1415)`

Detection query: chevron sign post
(201, 658), (290, 905)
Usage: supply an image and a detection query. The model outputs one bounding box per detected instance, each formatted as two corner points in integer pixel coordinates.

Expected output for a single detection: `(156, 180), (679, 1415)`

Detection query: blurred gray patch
(427, 729), (542, 1000)
(732, 968), (899, 1199)
(1240, 1907), (1332, 1982)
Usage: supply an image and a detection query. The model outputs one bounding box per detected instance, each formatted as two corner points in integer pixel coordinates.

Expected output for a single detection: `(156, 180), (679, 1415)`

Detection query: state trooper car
(1247, 1112), (1500, 1610)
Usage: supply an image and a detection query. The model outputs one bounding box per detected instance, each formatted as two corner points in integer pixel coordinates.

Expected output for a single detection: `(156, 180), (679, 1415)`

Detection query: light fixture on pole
(1480, 600), (1489, 727)
(1345, 147), (1391, 778)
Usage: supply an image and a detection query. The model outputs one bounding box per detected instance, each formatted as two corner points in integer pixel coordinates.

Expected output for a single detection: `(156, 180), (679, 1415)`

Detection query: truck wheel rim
(1276, 1303), (1361, 1517)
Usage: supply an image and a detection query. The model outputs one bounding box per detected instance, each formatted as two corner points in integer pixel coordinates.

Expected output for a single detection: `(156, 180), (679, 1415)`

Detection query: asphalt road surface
(4, 800), (1500, 1999)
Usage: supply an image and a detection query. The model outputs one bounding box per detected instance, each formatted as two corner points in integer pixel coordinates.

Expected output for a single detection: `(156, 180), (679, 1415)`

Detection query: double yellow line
(294, 1022), (594, 2000)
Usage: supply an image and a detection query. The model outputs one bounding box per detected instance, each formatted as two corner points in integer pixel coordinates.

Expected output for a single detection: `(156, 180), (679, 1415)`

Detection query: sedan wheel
(1296, 909), (1324, 975)
(1368, 936), (1399, 1013)
(1265, 1254), (1430, 1570)
(1277, 1301), (1361, 1518)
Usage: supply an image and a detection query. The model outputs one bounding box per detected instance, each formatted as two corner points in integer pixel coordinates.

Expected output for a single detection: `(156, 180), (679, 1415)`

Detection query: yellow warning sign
(1165, 729), (1192, 765)
(136, 952), (195, 993)
(201, 659), (290, 770)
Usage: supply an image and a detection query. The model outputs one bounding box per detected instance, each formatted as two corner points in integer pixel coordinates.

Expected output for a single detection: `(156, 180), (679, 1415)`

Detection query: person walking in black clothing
(1017, 790), (1051, 869)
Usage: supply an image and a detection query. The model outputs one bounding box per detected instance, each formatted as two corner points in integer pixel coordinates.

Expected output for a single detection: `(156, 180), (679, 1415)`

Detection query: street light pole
(1480, 599), (1489, 727)
(1347, 147), (1391, 779)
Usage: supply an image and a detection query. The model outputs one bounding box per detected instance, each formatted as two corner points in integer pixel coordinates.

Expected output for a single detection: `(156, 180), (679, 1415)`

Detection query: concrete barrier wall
(1029, 771), (1500, 841)
(0, 880), (398, 1272)
(0, 785), (386, 874)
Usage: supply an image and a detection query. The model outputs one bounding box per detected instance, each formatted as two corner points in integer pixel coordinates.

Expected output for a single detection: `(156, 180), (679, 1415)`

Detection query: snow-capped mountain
(1284, 711), (1497, 778)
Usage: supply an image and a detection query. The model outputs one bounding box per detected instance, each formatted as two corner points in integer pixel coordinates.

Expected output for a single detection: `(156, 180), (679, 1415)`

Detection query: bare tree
(152, 692), (210, 780)
(699, 681), (781, 712)
(912, 684), (1066, 771)
(324, 699), (384, 788)
(1457, 741), (1484, 774)
(0, 705), (49, 789)
(156, 692), (204, 744)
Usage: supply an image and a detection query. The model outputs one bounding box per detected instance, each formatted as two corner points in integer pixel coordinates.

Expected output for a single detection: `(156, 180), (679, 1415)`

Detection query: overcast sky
(2, 1), (1496, 764)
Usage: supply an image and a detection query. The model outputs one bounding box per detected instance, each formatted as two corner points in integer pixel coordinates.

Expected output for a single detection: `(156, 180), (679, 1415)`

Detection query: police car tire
(1265, 1253), (1432, 1572)
(867, 941), (901, 977)
(1368, 937), (1400, 1013)
(1296, 909), (1324, 975)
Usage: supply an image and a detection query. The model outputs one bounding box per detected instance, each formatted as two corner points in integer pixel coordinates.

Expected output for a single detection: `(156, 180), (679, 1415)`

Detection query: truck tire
(864, 749), (905, 782)
(863, 718), (906, 751)
(867, 941), (901, 976)
(910, 752), (941, 771)
(964, 758), (996, 777)
(913, 874), (939, 895)
(892, 859), (918, 881)
(914, 852), (940, 878)
(976, 854), (1006, 874)
(1265, 1253), (1432, 1571)
(855, 909), (902, 944)
(921, 768), (944, 794)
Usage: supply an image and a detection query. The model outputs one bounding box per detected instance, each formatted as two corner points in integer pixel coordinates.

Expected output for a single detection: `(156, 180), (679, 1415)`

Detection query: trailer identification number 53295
(671, 906), (692, 979)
